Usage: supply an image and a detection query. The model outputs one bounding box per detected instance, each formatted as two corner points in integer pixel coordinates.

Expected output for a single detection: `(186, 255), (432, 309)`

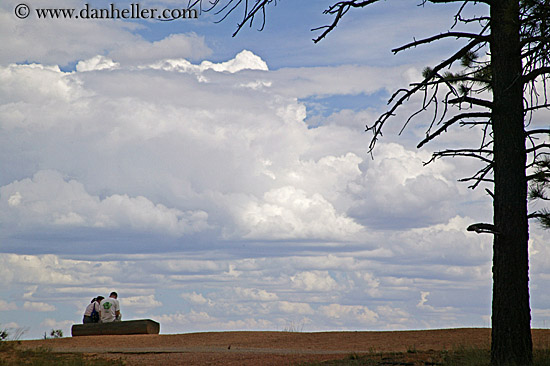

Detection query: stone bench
(71, 319), (160, 336)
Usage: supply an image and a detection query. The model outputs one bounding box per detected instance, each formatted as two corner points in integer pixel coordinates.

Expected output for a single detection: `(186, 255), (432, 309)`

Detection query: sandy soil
(17, 328), (550, 365)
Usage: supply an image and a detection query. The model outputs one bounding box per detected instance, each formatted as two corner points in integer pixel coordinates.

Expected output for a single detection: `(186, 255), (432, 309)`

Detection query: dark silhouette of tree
(201, 1), (550, 365)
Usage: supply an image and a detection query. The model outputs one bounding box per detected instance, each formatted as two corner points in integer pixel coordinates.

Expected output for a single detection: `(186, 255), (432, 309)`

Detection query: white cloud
(269, 65), (408, 98)
(109, 33), (211, 65)
(40, 318), (73, 333)
(417, 291), (430, 308)
(7, 192), (21, 207)
(2, 6), (549, 338)
(348, 143), (461, 229)
(0, 0), (141, 66)
(234, 288), (278, 301)
(149, 49), (268, 75)
(235, 186), (364, 240)
(0, 256), (76, 286)
(0, 170), (209, 236)
(122, 295), (163, 314)
(199, 49), (268, 73)
(1, 55), (382, 244)
(23, 286), (38, 299)
(291, 271), (338, 292)
(353, 272), (381, 297)
(155, 310), (275, 333)
(1, 322), (19, 329)
(0, 300), (17, 311)
(24, 301), (56, 312)
(0, 63), (85, 107)
(76, 55), (120, 72)
(277, 301), (313, 315)
(155, 311), (215, 332)
(1, 1), (210, 67)
(319, 304), (378, 324)
(396, 215), (493, 265)
(375, 305), (411, 329)
(181, 292), (211, 305)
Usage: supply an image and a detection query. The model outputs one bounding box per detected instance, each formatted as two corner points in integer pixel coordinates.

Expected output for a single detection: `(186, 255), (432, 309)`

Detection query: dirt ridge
(15, 328), (550, 366)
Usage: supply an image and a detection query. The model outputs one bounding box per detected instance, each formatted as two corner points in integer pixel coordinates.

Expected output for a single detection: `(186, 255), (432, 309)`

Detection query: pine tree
(204, 1), (550, 364)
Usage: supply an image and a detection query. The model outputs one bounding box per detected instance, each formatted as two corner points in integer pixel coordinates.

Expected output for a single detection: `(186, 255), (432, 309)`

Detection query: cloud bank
(1, 0), (549, 340)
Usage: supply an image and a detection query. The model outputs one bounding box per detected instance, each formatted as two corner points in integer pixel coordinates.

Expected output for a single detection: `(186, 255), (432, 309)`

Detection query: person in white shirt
(99, 292), (121, 322)
(82, 296), (104, 323)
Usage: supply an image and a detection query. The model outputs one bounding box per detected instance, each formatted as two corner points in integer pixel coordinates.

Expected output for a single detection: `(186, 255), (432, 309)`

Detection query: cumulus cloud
(122, 295), (163, 314)
(7, 192), (21, 207)
(319, 304), (378, 325)
(181, 292), (211, 305)
(0, 300), (17, 311)
(417, 291), (430, 308)
(2, 8), (549, 337)
(40, 318), (74, 337)
(269, 65), (409, 99)
(0, 245), (498, 338)
(0, 255), (77, 286)
(1, 322), (20, 329)
(0, 170), (209, 236)
(277, 301), (313, 315)
(76, 55), (120, 72)
(23, 301), (56, 312)
(0, 1), (210, 67)
(0, 52), (385, 246)
(291, 271), (339, 292)
(0, 0), (141, 66)
(396, 215), (493, 266)
(0, 63), (85, 107)
(109, 33), (211, 65)
(348, 143), (460, 229)
(237, 186), (364, 240)
(155, 310), (276, 333)
(148, 49), (267, 75)
(235, 288), (278, 301)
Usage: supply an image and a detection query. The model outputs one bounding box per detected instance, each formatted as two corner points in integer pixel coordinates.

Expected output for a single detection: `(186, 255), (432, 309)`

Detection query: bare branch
(458, 163), (494, 189)
(392, 32), (490, 54)
(417, 112), (491, 149)
(310, 0), (381, 43)
(467, 222), (498, 234)
(448, 96), (493, 108)
(367, 36), (487, 152)
(525, 103), (550, 112)
(523, 66), (550, 84)
(427, 0), (491, 4)
(527, 143), (550, 154)
(427, 148), (493, 164)
(526, 129), (550, 136)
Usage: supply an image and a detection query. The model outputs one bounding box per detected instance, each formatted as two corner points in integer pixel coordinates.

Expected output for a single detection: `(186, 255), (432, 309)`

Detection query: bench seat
(71, 319), (160, 336)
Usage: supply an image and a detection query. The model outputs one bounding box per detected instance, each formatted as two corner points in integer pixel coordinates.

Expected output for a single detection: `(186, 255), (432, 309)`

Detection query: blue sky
(1, 0), (549, 339)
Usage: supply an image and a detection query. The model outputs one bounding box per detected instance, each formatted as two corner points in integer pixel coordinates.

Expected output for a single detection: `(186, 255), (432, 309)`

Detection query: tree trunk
(490, 1), (533, 365)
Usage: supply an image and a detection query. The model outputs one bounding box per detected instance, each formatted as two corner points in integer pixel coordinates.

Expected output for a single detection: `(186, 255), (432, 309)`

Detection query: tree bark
(490, 1), (533, 365)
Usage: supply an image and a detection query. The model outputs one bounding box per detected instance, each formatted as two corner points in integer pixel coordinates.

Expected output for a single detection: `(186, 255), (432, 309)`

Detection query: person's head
(90, 298), (96, 303)
(109, 292), (118, 299)
(96, 296), (104, 303)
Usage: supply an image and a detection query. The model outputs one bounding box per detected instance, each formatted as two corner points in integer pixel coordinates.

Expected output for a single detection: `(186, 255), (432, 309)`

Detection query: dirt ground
(17, 328), (550, 365)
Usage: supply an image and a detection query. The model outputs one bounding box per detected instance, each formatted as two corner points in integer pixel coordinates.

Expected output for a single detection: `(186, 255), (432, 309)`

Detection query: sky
(1, 0), (549, 340)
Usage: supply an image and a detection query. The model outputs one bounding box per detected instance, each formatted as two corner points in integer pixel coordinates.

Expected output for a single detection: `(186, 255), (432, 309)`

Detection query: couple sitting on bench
(83, 292), (121, 324)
